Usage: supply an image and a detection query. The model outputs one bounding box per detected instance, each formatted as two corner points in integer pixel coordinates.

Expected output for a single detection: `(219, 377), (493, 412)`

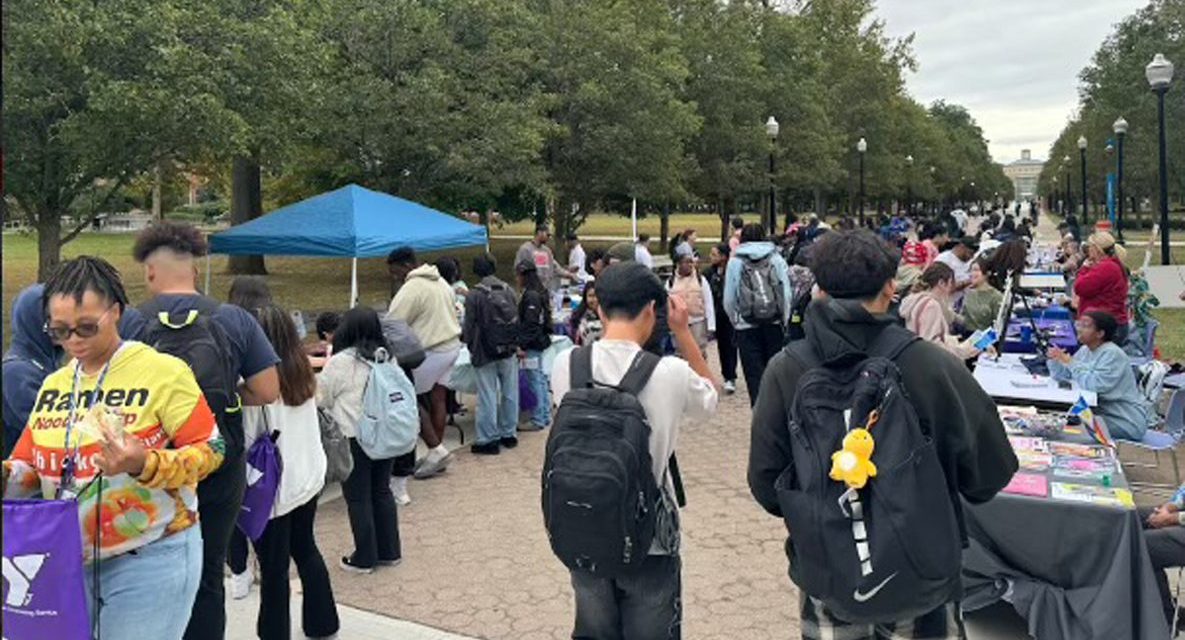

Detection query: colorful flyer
(1050, 482), (1134, 508)
(1002, 472), (1048, 498)
(1008, 436), (1050, 453)
(1048, 442), (1112, 459)
(1016, 450), (1054, 472)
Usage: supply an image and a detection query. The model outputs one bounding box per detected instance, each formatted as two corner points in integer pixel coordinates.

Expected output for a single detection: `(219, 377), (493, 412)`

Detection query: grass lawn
(493, 212), (732, 238)
(4, 214), (1183, 360)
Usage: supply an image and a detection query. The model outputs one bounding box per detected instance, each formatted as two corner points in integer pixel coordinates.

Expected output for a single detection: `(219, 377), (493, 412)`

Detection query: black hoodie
(748, 297), (1018, 545)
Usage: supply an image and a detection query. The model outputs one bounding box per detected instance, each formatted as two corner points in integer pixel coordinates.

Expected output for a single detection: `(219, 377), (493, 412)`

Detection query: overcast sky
(875, 0), (1147, 165)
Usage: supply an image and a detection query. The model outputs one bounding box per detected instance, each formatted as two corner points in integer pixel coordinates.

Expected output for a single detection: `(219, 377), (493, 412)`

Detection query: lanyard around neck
(58, 343), (122, 493)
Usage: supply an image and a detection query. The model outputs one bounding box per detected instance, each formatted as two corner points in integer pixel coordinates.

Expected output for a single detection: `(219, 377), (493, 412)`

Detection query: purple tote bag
(3, 499), (92, 639)
(237, 430), (282, 541)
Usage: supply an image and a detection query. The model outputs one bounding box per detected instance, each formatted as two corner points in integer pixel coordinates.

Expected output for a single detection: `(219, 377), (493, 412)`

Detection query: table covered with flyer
(960, 406), (1169, 639)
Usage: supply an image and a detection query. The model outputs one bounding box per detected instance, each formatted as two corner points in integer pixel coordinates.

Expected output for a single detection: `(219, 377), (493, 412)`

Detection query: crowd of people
(1, 200), (1180, 639)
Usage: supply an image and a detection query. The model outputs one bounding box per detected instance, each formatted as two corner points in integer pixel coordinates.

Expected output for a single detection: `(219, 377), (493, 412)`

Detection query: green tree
(3, 0), (241, 279)
(536, 0), (700, 241)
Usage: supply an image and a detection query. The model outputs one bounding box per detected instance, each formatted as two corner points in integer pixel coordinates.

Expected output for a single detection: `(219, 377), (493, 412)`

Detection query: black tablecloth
(961, 426), (1170, 639)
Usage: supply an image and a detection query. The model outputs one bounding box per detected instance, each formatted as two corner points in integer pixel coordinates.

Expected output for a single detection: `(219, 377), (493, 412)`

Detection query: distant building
(1003, 149), (1044, 200)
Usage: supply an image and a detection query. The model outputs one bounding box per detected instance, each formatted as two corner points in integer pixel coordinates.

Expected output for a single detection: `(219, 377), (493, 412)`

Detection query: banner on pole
(1106, 173), (1117, 225)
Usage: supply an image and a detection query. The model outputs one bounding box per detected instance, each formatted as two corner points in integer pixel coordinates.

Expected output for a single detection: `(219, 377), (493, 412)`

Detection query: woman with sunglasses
(2, 256), (224, 638)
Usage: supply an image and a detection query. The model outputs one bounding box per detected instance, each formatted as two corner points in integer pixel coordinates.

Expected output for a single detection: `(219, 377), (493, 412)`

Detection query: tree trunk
(814, 187), (824, 219)
(227, 154), (267, 275)
(717, 199), (727, 241)
(660, 202), (670, 251)
(151, 163), (163, 220)
(36, 211), (63, 282)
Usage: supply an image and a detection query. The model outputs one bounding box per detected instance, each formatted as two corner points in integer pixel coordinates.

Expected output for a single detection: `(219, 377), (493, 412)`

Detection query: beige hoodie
(899, 291), (978, 361)
(387, 264), (462, 351)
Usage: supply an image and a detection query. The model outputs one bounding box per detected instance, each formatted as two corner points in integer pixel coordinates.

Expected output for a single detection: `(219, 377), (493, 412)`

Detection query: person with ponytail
(3, 256), (222, 638)
(899, 262), (982, 361)
(1073, 232), (1131, 344)
(231, 304), (339, 639)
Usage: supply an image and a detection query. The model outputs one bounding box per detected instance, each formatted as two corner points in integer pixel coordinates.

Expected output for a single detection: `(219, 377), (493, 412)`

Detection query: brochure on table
(998, 407), (1132, 508)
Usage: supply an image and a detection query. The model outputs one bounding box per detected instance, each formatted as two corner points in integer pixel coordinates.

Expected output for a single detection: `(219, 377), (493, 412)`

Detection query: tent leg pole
(350, 257), (358, 308)
(204, 254), (211, 295)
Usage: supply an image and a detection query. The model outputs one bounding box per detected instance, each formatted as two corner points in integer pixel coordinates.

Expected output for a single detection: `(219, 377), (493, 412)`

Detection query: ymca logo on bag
(356, 348), (419, 459)
(2, 554), (47, 607)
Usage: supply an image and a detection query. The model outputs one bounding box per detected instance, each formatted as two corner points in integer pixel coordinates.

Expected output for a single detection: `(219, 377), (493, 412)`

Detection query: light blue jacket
(722, 242), (793, 331)
(1048, 341), (1154, 441)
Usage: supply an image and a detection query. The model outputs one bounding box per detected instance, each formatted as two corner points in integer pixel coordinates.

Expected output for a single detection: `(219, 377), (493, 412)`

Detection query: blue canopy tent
(208, 184), (487, 306)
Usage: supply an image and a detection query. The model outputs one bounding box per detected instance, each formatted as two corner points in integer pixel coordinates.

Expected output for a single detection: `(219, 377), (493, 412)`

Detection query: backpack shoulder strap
(569, 346), (594, 390)
(867, 325), (920, 362)
(616, 350), (661, 397)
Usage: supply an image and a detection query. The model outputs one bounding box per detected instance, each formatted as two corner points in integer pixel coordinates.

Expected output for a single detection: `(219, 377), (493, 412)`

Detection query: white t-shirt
(568, 244), (586, 274)
(635, 244), (654, 269)
(936, 250), (972, 285)
(550, 340), (717, 501)
(243, 398), (327, 519)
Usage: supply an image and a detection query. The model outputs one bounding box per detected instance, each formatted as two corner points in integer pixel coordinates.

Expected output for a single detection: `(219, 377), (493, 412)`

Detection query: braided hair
(42, 256), (130, 315)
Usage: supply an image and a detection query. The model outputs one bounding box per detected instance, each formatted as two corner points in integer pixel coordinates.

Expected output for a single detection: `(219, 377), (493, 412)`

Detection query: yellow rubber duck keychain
(830, 409), (880, 489)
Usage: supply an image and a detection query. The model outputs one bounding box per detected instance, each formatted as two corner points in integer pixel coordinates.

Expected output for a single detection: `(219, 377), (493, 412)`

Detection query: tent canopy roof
(209, 184), (486, 258)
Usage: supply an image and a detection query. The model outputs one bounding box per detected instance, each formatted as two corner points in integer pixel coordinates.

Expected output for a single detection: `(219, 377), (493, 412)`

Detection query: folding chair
(1123, 388), (1185, 495)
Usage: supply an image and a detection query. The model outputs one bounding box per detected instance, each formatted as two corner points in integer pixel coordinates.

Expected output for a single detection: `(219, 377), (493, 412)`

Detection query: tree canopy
(5, 0), (1012, 277)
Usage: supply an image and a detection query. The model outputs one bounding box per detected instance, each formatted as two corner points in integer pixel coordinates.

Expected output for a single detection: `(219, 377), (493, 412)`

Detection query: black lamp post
(1078, 135), (1088, 221)
(905, 154), (914, 215)
(1147, 53), (1175, 265)
(766, 116), (780, 235)
(1114, 116), (1128, 243)
(857, 137), (867, 226)
(1063, 155), (1072, 218)
(1053, 176), (1059, 214)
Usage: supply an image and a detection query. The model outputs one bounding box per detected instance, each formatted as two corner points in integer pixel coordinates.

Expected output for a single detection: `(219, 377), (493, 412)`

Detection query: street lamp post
(1078, 136), (1088, 221)
(1053, 176), (1059, 214)
(905, 155), (914, 215)
(1063, 155), (1072, 219)
(857, 137), (867, 227)
(1147, 53), (1175, 265)
(1114, 116), (1128, 243)
(766, 116), (780, 236)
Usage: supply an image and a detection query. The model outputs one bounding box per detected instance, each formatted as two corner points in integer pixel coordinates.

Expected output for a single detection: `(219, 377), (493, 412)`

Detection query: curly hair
(132, 221), (209, 261)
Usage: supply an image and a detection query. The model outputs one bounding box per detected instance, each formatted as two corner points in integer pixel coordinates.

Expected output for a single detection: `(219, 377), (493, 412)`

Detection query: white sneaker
(723, 380), (736, 395)
(391, 478), (412, 506)
(413, 447), (454, 479)
(230, 570), (252, 600)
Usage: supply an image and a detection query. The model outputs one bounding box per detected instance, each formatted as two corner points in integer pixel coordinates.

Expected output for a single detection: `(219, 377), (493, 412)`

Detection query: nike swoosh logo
(853, 572), (897, 603)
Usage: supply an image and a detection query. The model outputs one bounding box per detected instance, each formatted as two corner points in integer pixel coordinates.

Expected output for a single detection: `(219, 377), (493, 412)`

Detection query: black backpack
(138, 297), (244, 464)
(518, 290), (552, 352)
(737, 254), (783, 325)
(776, 327), (961, 623)
(475, 282), (519, 359)
(542, 347), (676, 578)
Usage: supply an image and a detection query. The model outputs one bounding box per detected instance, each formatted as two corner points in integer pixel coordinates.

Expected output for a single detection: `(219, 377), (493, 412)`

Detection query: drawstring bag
(2, 499), (92, 639)
(237, 411), (282, 540)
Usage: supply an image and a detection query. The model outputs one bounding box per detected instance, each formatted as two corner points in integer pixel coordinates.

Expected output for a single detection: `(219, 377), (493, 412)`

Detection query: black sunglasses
(44, 306), (114, 342)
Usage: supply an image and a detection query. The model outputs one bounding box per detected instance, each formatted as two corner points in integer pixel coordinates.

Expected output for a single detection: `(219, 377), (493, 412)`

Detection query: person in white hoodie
(387, 246), (462, 479)
(230, 304), (339, 640)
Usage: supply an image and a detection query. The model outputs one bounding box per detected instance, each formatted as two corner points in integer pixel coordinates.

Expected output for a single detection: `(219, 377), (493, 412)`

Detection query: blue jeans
(525, 350), (551, 428)
(86, 525), (202, 639)
(571, 553), (682, 639)
(475, 357), (520, 444)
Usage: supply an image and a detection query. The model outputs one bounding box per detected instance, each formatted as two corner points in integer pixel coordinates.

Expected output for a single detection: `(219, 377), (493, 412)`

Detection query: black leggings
(341, 438), (401, 567)
(185, 459), (246, 640)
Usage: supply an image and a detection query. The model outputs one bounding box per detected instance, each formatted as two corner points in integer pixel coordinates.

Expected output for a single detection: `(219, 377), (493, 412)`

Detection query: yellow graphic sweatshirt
(4, 342), (223, 562)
